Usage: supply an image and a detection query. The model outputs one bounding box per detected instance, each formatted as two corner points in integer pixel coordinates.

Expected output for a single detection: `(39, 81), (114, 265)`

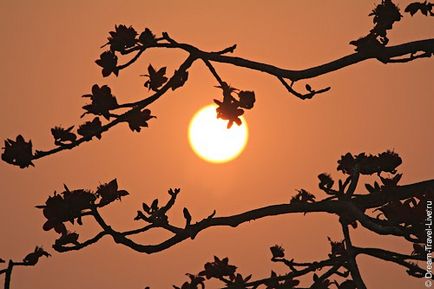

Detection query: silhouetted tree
(1, 1), (433, 289)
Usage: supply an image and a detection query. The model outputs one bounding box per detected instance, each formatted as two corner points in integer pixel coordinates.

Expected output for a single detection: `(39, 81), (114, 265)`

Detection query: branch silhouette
(2, 1), (434, 288)
(35, 150), (434, 288)
(0, 247), (50, 289)
(1, 0), (433, 168)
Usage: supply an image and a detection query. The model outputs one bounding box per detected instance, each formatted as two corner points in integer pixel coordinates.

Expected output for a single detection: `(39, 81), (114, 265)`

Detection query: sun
(188, 104), (248, 163)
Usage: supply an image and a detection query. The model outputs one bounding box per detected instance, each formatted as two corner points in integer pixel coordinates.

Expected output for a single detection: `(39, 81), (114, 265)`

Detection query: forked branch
(2, 0), (433, 168)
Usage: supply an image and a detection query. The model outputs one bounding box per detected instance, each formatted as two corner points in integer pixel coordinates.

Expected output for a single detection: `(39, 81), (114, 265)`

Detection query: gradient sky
(0, 1), (433, 288)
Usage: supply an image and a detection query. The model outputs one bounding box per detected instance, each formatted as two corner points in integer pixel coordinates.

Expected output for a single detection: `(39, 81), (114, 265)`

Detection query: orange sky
(0, 1), (433, 288)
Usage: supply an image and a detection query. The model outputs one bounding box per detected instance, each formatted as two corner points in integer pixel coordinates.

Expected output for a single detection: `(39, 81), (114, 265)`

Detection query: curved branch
(3, 31), (433, 167)
(32, 55), (196, 160)
(355, 247), (429, 278)
(53, 179), (434, 254)
(199, 38), (434, 81)
(53, 231), (108, 252)
(239, 257), (343, 289)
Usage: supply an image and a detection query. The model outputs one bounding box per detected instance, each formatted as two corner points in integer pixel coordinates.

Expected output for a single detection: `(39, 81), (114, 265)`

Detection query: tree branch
(3, 30), (433, 167)
(355, 247), (429, 278)
(341, 224), (367, 289)
(199, 38), (434, 81)
(52, 178), (434, 254)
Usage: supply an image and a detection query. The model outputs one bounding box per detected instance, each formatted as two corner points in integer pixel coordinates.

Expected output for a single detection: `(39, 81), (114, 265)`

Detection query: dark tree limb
(2, 30), (433, 167)
(277, 76), (331, 100)
(341, 224), (367, 289)
(52, 179), (434, 254)
(2, 261), (32, 289)
(237, 257), (343, 289)
(33, 151), (433, 289)
(354, 247), (429, 278)
(385, 51), (433, 63)
(199, 38), (434, 81)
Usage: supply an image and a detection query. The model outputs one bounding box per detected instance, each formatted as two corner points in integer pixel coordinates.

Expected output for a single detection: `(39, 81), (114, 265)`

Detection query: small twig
(385, 51), (433, 63)
(33, 56), (196, 160)
(354, 247), (429, 278)
(211, 44), (237, 55)
(203, 59), (226, 87)
(116, 47), (146, 70)
(278, 76), (331, 100)
(310, 263), (343, 287)
(2, 260), (39, 289)
(52, 179), (434, 254)
(235, 257), (343, 289)
(4, 33), (432, 166)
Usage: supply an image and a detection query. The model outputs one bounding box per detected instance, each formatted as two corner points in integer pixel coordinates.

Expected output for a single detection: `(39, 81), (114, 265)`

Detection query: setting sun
(188, 104), (248, 163)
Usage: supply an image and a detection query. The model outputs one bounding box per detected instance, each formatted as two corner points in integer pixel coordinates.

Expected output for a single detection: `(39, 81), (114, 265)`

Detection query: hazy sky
(0, 1), (433, 288)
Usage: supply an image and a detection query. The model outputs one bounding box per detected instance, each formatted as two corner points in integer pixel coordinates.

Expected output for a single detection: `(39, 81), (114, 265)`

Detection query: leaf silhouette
(144, 64), (168, 91)
(171, 69), (189, 91)
(199, 256), (237, 279)
(350, 34), (384, 54)
(124, 108), (156, 132)
(38, 187), (97, 235)
(312, 274), (332, 289)
(151, 199), (159, 211)
(232, 273), (253, 287)
(337, 151), (401, 175)
(380, 173), (402, 187)
(82, 84), (118, 120)
(107, 24), (137, 52)
(213, 99), (244, 128)
(23, 247), (51, 265)
(55, 232), (80, 246)
(369, 0), (402, 37)
(265, 271), (300, 289)
(138, 28), (157, 46)
(290, 189), (316, 204)
(405, 1), (434, 16)
(174, 274), (205, 289)
(51, 126), (76, 146)
(270, 245), (285, 258)
(318, 173), (334, 190)
(327, 237), (346, 258)
(237, 90), (256, 109)
(96, 179), (129, 206)
(142, 202), (150, 213)
(77, 117), (103, 139)
(1, 135), (34, 168)
(95, 51), (118, 77)
(213, 83), (255, 128)
(183, 207), (192, 226)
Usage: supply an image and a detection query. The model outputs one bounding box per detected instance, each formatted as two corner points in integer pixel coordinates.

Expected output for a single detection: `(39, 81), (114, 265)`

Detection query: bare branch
(277, 76), (331, 100)
(51, 178), (434, 254)
(341, 223), (367, 289)
(355, 247), (429, 278)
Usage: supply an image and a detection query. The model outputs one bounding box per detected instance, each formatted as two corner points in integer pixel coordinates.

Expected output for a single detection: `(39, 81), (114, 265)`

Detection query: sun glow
(188, 104), (248, 163)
